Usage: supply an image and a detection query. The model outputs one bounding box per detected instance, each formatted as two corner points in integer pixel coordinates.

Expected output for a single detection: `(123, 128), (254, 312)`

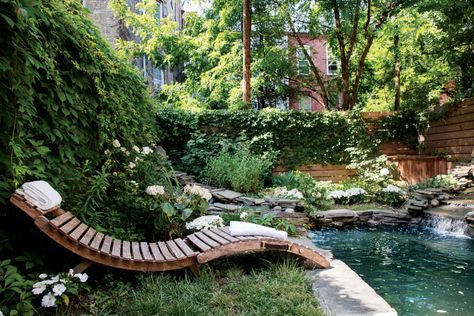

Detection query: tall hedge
(0, 0), (157, 203)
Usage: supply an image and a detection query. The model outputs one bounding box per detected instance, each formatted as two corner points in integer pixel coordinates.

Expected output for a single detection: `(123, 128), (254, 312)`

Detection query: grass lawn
(64, 254), (324, 316)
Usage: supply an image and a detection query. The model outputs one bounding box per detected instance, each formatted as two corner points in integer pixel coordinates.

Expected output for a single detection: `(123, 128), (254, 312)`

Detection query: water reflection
(310, 226), (474, 316)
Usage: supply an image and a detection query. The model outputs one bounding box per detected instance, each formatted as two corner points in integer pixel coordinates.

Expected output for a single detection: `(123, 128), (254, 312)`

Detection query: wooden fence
(425, 98), (474, 160)
(389, 155), (449, 185)
(273, 164), (358, 182)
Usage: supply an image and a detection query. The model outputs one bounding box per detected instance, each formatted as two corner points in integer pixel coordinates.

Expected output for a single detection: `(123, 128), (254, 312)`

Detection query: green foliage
(0, 0), (157, 204)
(157, 107), (407, 170)
(203, 144), (275, 193)
(410, 174), (458, 190)
(272, 171), (334, 212)
(377, 191), (407, 207)
(0, 259), (35, 316)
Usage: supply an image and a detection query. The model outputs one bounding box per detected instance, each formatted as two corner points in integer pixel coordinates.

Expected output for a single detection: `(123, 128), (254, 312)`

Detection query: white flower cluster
(380, 168), (390, 176)
(185, 215), (224, 231)
(184, 184), (212, 201)
(240, 211), (249, 220)
(382, 184), (404, 194)
(0, 310), (4, 316)
(32, 270), (88, 308)
(329, 188), (367, 199)
(146, 185), (165, 196)
(270, 187), (304, 200)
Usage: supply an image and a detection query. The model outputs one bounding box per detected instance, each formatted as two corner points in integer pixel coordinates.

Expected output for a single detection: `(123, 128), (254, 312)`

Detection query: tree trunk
(394, 33), (400, 111)
(243, 0), (251, 108)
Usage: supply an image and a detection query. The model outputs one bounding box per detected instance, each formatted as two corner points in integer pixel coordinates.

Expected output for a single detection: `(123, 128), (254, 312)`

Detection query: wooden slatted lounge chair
(10, 193), (331, 273)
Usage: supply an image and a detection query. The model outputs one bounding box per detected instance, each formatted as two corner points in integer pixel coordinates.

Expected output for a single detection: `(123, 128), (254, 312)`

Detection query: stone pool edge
(289, 237), (398, 316)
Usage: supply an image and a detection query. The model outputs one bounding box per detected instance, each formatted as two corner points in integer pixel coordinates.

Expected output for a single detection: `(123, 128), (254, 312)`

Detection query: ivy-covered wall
(156, 107), (421, 174)
(0, 0), (157, 203)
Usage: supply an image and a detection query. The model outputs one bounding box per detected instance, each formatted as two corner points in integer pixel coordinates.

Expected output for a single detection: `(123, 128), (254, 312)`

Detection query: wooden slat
(111, 239), (122, 258)
(59, 218), (81, 235)
(426, 128), (474, 141)
(175, 238), (197, 257)
(90, 232), (104, 251)
(122, 241), (132, 260)
(194, 231), (220, 248)
(149, 243), (165, 261)
(166, 240), (185, 259)
(187, 234), (211, 251)
(68, 223), (88, 241)
(131, 242), (143, 261)
(100, 236), (113, 255)
(50, 212), (74, 228)
(158, 241), (175, 261)
(79, 227), (96, 247)
(201, 229), (230, 245)
(140, 242), (154, 261)
(211, 228), (239, 242)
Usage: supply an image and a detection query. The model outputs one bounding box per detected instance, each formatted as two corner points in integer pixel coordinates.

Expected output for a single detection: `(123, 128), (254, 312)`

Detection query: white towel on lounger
(229, 221), (287, 240)
(20, 181), (62, 210)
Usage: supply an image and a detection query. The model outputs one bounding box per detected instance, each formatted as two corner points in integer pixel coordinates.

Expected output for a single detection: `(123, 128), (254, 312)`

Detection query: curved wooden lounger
(10, 193), (330, 273)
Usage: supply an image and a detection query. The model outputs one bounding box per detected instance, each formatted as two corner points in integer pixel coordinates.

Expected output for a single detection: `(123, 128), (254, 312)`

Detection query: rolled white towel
(20, 181), (62, 210)
(229, 221), (287, 240)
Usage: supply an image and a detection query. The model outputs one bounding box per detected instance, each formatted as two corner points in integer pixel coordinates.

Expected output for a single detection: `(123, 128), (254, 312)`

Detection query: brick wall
(425, 97), (474, 160)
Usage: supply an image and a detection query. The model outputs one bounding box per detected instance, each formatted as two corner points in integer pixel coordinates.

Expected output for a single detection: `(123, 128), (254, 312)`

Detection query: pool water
(310, 226), (474, 316)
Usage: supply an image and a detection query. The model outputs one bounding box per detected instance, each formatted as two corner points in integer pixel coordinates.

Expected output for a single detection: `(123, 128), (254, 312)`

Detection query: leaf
(161, 202), (176, 217)
(62, 294), (70, 306)
(181, 208), (193, 221)
(35, 146), (50, 155)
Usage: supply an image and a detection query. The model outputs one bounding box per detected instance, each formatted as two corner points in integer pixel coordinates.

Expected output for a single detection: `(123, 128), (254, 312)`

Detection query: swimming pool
(310, 226), (474, 316)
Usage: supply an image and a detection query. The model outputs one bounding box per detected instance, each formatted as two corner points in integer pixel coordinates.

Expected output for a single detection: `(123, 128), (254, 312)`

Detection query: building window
(296, 46), (311, 76)
(152, 67), (164, 89)
(326, 48), (338, 75)
(298, 95), (312, 111)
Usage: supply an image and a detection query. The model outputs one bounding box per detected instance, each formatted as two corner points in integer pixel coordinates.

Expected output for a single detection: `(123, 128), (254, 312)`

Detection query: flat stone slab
(372, 209), (411, 219)
(212, 203), (242, 211)
(317, 209), (357, 218)
(212, 189), (243, 201)
(308, 259), (397, 316)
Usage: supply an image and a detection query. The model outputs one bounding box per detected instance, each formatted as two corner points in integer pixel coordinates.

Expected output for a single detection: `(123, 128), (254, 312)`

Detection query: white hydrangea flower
(141, 146), (153, 155)
(132, 145), (140, 153)
(145, 185), (165, 196)
(186, 215), (224, 231)
(74, 273), (88, 283)
(286, 188), (304, 200)
(346, 188), (366, 196)
(134, 157), (143, 163)
(104, 149), (111, 155)
(130, 180), (138, 187)
(240, 211), (249, 220)
(32, 281), (47, 295)
(112, 139), (121, 148)
(184, 185), (212, 201)
(39, 273), (47, 279)
(272, 187), (288, 197)
(41, 292), (56, 308)
(128, 162), (136, 169)
(329, 190), (347, 199)
(68, 269), (74, 277)
(52, 283), (66, 296)
(380, 168), (390, 176)
(382, 184), (403, 194)
(0, 310), (4, 316)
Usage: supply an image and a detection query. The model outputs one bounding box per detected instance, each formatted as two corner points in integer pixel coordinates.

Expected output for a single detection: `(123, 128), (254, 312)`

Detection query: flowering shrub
(272, 171), (334, 212)
(32, 270), (88, 308)
(265, 187), (305, 200)
(377, 185), (407, 207)
(185, 215), (224, 231)
(329, 188), (367, 204)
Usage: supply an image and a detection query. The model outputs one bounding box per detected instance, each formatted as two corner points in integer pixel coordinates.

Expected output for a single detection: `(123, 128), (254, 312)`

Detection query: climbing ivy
(0, 0), (157, 203)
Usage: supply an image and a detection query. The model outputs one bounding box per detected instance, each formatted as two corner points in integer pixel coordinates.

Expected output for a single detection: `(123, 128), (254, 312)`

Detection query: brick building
(288, 33), (340, 111)
(82, 0), (184, 91)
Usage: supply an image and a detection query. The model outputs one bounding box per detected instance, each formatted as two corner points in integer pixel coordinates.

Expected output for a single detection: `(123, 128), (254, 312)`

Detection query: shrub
(377, 185), (407, 207)
(203, 144), (275, 193)
(329, 188), (367, 204)
(272, 171), (334, 212)
(410, 174), (458, 190)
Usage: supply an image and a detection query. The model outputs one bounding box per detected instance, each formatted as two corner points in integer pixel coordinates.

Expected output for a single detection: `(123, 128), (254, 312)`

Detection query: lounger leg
(73, 259), (94, 273)
(189, 264), (200, 276)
